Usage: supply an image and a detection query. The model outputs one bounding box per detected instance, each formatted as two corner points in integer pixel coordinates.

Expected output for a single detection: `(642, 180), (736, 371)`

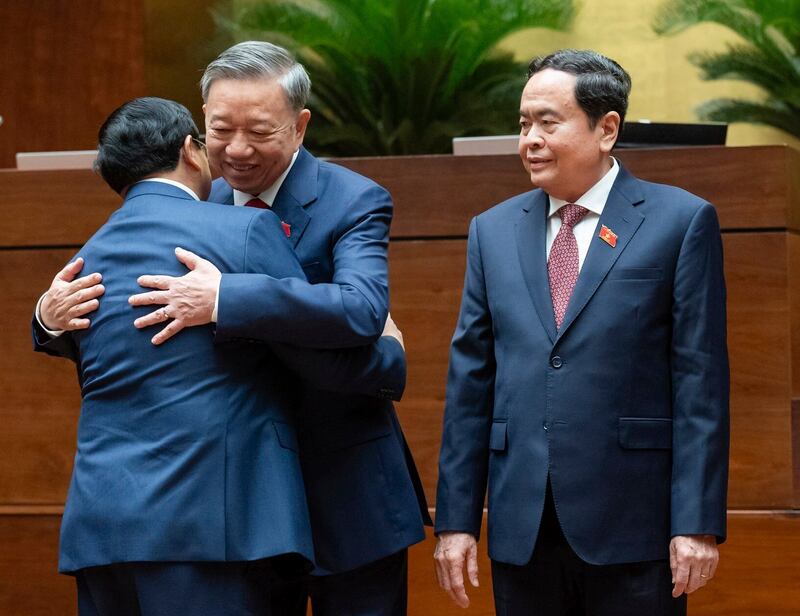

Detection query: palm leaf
(653, 0), (800, 139)
(214, 0), (574, 155)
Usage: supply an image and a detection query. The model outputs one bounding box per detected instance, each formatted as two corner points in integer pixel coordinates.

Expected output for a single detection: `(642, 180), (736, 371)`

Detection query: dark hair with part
(94, 97), (200, 194)
(527, 49), (631, 126)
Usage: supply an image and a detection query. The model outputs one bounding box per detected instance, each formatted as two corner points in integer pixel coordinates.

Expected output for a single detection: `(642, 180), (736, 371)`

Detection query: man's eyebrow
(520, 107), (562, 119)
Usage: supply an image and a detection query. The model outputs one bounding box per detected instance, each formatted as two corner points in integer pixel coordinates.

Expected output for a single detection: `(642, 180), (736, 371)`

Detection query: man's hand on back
(434, 531), (480, 608)
(40, 257), (104, 331)
(129, 247), (220, 345)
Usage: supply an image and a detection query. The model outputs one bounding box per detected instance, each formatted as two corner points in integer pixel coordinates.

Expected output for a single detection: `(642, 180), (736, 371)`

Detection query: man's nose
(523, 128), (544, 148)
(226, 133), (253, 158)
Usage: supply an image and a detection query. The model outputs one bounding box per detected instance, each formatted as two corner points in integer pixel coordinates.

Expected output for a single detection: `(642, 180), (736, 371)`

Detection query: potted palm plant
(653, 0), (800, 139)
(215, 0), (574, 155)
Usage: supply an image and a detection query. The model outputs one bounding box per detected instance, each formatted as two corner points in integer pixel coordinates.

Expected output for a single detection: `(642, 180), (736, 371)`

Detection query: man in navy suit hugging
(36, 41), (429, 616)
(433, 49), (729, 615)
(33, 97), (408, 616)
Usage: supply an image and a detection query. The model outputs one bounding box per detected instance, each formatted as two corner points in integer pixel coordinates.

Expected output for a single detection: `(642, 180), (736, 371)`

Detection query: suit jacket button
(543, 422), (549, 431)
(551, 356), (563, 368)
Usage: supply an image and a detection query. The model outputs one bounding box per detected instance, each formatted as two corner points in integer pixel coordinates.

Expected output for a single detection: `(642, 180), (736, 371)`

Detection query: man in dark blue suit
(40, 42), (429, 616)
(433, 50), (729, 615)
(34, 97), (408, 616)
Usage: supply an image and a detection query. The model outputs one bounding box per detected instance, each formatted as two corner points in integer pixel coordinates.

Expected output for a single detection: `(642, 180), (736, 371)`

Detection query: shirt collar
(548, 157), (620, 218)
(134, 178), (201, 201)
(233, 149), (300, 207)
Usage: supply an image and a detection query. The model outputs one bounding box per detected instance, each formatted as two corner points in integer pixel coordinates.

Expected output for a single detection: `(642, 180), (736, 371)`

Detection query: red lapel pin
(599, 225), (617, 247)
(281, 221), (291, 238)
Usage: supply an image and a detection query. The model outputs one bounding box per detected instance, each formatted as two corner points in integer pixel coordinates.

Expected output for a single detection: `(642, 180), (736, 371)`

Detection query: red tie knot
(559, 203), (588, 228)
(245, 197), (269, 209)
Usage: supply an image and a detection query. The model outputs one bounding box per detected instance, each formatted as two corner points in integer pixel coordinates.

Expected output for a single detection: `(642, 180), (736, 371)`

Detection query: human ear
(600, 111), (621, 152)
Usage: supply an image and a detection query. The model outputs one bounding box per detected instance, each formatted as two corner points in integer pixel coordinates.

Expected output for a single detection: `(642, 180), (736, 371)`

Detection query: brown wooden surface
(2, 148), (799, 613)
(2, 512), (796, 616)
(1, 146), (797, 246)
(340, 145), (799, 236)
(0, 2), (145, 169)
(0, 250), (80, 504)
(0, 514), (74, 616)
(722, 233), (795, 508)
(2, 224), (797, 510)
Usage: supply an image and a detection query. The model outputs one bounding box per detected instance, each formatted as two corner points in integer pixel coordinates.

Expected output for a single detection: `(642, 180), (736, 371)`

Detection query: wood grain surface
(0, 1), (145, 169)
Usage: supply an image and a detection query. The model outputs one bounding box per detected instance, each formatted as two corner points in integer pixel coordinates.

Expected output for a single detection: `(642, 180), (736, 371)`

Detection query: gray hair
(200, 41), (311, 111)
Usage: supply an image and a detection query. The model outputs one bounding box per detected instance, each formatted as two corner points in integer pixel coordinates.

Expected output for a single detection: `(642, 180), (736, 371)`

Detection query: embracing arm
(236, 209), (403, 398)
(31, 257), (104, 362)
(216, 185), (392, 348)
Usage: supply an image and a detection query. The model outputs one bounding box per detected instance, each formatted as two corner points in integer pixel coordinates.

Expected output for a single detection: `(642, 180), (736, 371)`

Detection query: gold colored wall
(504, 0), (799, 150)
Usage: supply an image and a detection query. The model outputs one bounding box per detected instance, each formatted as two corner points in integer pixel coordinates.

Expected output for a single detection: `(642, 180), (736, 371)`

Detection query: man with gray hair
(38, 41), (429, 616)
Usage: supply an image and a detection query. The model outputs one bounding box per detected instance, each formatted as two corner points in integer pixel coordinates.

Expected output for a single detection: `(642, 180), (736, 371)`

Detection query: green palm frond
(214, 0), (575, 155)
(653, 0), (800, 139)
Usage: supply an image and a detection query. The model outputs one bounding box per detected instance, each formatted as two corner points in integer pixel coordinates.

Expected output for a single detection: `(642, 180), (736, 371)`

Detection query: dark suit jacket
(209, 147), (431, 574)
(33, 181), (405, 573)
(435, 165), (729, 566)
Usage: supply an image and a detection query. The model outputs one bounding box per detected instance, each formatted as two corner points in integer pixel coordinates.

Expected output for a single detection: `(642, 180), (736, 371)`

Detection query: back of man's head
(527, 49), (632, 127)
(95, 97), (200, 194)
(200, 41), (311, 112)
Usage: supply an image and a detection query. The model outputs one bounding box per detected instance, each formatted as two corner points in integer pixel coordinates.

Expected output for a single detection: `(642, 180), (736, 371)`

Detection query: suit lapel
(516, 190), (557, 344)
(271, 147), (315, 247)
(556, 167), (645, 340)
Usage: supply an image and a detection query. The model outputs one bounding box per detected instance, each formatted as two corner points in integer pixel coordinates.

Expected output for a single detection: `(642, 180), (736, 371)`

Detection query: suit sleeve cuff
(35, 293), (65, 337)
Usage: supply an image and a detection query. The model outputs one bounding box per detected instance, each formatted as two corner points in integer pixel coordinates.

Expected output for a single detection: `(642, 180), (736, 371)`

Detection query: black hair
(94, 97), (200, 194)
(527, 49), (631, 127)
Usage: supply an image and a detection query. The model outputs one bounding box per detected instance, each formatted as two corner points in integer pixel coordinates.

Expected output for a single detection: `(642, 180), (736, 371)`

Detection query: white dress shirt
(546, 158), (620, 271)
(231, 149), (299, 207)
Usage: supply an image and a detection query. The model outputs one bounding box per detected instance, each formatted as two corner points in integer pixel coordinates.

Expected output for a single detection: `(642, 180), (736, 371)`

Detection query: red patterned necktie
(245, 197), (269, 209)
(548, 203), (589, 329)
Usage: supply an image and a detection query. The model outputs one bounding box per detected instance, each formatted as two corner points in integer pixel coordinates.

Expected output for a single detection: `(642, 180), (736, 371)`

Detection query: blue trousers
(271, 549), (408, 616)
(491, 484), (688, 616)
(76, 561), (274, 616)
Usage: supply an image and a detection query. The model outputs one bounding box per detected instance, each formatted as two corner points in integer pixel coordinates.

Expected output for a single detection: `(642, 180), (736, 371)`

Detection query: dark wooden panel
(338, 146), (797, 236)
(1, 512), (797, 616)
(0, 170), (118, 247)
(0, 514), (74, 616)
(723, 233), (794, 507)
(0, 250), (80, 504)
(0, 1), (145, 169)
(390, 233), (796, 509)
(8, 234), (795, 508)
(390, 241), (467, 506)
(1, 146), (796, 246)
(408, 512), (800, 616)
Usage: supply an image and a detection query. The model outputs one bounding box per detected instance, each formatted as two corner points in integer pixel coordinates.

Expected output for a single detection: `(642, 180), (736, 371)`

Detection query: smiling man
(36, 41), (429, 616)
(433, 49), (729, 616)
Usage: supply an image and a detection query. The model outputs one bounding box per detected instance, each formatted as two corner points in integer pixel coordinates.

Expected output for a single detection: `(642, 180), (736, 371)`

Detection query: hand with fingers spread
(670, 534), (719, 597)
(129, 247), (221, 345)
(434, 532), (480, 608)
(40, 257), (105, 331)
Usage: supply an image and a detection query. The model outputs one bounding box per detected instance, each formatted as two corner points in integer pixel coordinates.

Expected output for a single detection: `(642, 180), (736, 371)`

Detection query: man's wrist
(35, 293), (64, 337)
(211, 277), (221, 323)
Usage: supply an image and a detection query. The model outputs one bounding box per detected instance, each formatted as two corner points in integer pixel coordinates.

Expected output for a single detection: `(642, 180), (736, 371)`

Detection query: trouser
(491, 485), (688, 616)
(271, 549), (408, 616)
(76, 560), (274, 616)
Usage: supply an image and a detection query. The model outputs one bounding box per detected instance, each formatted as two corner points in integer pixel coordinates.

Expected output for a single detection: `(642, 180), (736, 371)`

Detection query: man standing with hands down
(434, 50), (729, 615)
(37, 42), (429, 616)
